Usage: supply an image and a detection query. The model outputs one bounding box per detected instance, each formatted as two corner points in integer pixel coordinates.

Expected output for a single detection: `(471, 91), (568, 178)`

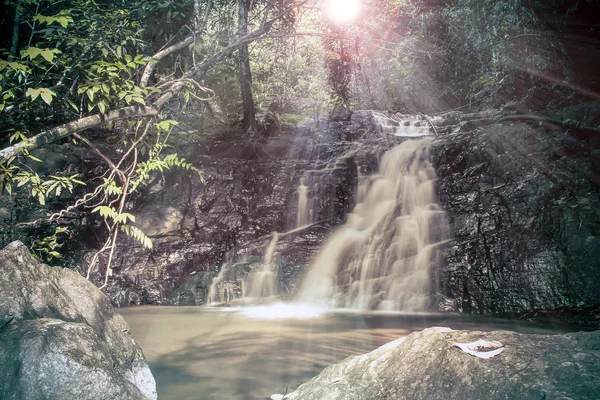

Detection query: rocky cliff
(432, 115), (600, 318)
(2, 105), (599, 321)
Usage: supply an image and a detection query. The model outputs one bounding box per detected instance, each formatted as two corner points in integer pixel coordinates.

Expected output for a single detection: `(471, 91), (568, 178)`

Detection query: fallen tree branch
(0, 105), (158, 162)
(496, 115), (600, 139)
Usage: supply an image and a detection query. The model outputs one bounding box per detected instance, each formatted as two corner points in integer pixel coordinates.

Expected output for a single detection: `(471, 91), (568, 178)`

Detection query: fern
(92, 205), (118, 220)
(120, 225), (153, 249)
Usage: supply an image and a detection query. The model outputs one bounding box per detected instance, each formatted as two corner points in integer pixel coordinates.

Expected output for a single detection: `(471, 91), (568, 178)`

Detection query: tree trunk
(9, 0), (22, 59)
(238, 0), (257, 133)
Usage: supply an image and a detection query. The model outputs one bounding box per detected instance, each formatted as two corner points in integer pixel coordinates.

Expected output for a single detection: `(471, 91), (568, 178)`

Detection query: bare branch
(140, 36), (196, 88)
(141, 0), (214, 88)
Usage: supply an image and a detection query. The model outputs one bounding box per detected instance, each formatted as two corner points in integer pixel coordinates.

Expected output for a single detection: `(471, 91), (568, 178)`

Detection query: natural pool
(120, 305), (580, 400)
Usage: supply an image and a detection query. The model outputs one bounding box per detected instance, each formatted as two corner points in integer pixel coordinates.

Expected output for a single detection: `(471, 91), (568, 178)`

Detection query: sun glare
(325, 0), (361, 24)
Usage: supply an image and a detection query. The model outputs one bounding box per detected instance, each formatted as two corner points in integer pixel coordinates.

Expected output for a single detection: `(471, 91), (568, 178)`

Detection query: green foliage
(0, 0), (156, 129)
(131, 148), (204, 192)
(78, 55), (151, 113)
(31, 226), (70, 262)
(120, 225), (152, 249)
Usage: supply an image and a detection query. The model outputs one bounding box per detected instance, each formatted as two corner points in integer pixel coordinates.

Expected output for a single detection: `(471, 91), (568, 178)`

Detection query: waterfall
(294, 173), (323, 228)
(372, 113), (434, 137)
(296, 137), (449, 311)
(207, 232), (281, 304)
(296, 179), (311, 227)
(294, 150), (357, 229)
(244, 232), (280, 298)
(207, 260), (243, 304)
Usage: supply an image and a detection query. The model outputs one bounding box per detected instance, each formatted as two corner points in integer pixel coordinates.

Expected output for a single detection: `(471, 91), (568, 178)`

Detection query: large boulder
(285, 327), (600, 400)
(0, 241), (157, 400)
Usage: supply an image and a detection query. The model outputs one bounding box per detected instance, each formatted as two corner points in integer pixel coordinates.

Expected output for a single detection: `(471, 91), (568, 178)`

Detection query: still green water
(120, 305), (578, 400)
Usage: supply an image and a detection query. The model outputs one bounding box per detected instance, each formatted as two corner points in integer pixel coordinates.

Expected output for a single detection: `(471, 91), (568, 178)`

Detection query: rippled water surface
(120, 305), (577, 400)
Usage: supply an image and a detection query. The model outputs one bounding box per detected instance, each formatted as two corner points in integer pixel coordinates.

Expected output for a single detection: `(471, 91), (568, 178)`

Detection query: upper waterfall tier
(297, 137), (450, 311)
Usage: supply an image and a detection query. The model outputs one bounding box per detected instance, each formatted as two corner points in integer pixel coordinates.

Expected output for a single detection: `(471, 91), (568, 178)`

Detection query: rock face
(0, 241), (157, 400)
(82, 114), (383, 306)
(285, 327), (600, 400)
(2, 107), (599, 320)
(432, 122), (600, 315)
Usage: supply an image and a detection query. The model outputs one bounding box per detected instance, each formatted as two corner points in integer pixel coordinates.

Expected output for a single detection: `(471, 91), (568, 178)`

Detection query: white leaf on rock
(454, 340), (505, 359)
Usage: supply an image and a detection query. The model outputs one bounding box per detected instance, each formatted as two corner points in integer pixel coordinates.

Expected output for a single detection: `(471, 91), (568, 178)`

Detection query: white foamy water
(297, 137), (450, 311)
(373, 113), (435, 137)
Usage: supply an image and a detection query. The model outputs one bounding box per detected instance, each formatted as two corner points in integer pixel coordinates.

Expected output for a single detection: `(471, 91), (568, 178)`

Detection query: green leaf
(155, 120), (179, 132)
(27, 155), (42, 162)
(40, 49), (56, 63)
(34, 14), (73, 28)
(40, 89), (55, 105)
(26, 88), (55, 105)
(21, 47), (44, 60)
(0, 61), (29, 72)
(26, 87), (41, 101)
(21, 47), (60, 62)
(66, 99), (79, 112)
(92, 205), (118, 220)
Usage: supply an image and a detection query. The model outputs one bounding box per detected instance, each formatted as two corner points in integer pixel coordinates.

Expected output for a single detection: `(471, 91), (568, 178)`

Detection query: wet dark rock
(0, 241), (156, 400)
(285, 327), (600, 400)
(432, 122), (600, 316)
(498, 304), (600, 328)
(54, 112), (600, 318)
(92, 122), (379, 306)
(330, 106), (353, 122)
(3, 107), (600, 322)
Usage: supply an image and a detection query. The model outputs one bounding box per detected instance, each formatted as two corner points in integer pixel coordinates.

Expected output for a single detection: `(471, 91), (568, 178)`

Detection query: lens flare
(325, 0), (361, 24)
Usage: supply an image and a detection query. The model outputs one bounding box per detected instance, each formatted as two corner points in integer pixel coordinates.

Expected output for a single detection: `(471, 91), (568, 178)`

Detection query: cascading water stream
(207, 232), (280, 303)
(372, 112), (435, 137)
(296, 179), (311, 227)
(296, 137), (450, 311)
(243, 232), (280, 298)
(208, 112), (445, 307)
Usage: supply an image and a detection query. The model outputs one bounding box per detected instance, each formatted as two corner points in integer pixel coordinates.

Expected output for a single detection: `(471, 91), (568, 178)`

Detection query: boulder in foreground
(0, 241), (157, 400)
(285, 326), (600, 400)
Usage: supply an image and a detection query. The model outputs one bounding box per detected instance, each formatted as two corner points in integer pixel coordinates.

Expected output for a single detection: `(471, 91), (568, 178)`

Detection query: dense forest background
(1, 0), (599, 284)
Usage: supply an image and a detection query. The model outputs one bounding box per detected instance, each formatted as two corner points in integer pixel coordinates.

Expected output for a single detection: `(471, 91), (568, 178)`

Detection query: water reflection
(120, 306), (579, 400)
